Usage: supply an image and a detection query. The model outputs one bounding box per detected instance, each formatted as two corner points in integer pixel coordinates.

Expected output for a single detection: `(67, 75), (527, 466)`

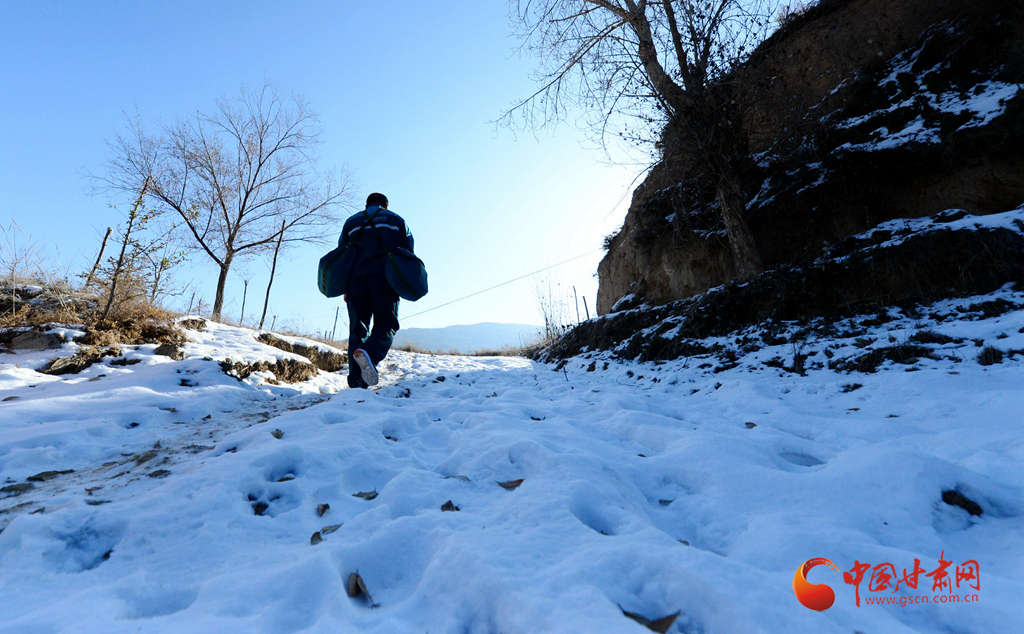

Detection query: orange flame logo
(793, 558), (838, 611)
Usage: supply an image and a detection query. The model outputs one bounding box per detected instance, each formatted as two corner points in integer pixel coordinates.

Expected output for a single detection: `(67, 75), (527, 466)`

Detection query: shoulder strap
(343, 210), (377, 248)
(361, 209), (393, 256)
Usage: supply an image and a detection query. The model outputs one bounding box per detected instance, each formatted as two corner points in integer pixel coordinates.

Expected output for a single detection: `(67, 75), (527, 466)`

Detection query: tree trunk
(716, 179), (763, 281)
(626, 6), (691, 114)
(212, 253), (233, 322)
(240, 279), (249, 327)
(84, 227), (113, 290)
(150, 258), (166, 302)
(259, 219), (285, 330)
(682, 91), (763, 283)
(102, 216), (135, 321)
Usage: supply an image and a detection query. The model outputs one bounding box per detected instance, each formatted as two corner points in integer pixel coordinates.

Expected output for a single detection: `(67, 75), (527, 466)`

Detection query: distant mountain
(393, 322), (542, 354)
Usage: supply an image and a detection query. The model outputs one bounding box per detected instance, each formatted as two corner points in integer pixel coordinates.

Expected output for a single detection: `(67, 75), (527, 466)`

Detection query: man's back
(341, 193), (413, 389)
(340, 205), (414, 278)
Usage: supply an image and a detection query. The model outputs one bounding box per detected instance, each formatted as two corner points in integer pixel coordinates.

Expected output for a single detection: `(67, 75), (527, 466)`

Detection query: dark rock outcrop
(257, 333), (347, 372)
(42, 346), (122, 375)
(219, 357), (318, 384)
(178, 317), (207, 332)
(553, 209), (1024, 361)
(78, 320), (183, 347)
(8, 330), (66, 351)
(154, 343), (185, 361)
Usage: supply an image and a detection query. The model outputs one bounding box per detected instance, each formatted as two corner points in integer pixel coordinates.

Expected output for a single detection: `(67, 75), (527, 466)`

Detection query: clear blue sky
(0, 1), (640, 333)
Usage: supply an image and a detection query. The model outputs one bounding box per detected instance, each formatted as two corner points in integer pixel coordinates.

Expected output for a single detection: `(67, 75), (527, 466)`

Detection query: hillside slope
(1, 307), (1022, 632)
(598, 0), (1024, 313)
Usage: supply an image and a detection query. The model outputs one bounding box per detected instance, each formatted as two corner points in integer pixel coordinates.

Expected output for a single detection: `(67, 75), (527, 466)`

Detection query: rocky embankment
(598, 0), (1024, 313)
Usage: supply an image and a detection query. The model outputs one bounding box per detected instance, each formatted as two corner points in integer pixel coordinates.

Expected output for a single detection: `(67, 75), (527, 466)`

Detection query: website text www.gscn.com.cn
(864, 593), (980, 607)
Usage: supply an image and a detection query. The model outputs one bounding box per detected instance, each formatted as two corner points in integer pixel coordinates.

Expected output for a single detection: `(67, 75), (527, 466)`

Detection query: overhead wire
(401, 248), (604, 321)
(294, 182), (632, 325)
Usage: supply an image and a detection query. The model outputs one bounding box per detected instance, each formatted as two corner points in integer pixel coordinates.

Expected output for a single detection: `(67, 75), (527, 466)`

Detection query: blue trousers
(346, 273), (399, 388)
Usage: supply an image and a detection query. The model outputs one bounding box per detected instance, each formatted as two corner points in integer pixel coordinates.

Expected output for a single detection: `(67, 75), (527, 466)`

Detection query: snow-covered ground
(1, 296), (1022, 633)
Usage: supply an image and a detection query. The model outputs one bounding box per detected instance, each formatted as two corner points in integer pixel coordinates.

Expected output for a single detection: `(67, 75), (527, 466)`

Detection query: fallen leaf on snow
(353, 490), (378, 500)
(620, 607), (680, 633)
(271, 429), (284, 439)
(497, 479), (523, 490)
(321, 524), (342, 535)
(310, 531), (323, 545)
(346, 572), (376, 605)
(441, 500), (460, 512)
(317, 503), (330, 516)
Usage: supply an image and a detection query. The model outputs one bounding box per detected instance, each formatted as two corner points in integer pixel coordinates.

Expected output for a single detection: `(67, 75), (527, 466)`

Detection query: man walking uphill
(339, 193), (414, 388)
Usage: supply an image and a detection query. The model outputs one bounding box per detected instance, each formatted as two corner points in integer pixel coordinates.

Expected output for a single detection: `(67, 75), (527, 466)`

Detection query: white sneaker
(353, 349), (379, 386)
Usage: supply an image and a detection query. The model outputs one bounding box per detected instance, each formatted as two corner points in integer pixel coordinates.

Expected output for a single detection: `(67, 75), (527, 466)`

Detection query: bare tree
(504, 0), (777, 280)
(0, 216), (48, 315)
(99, 83), (354, 321)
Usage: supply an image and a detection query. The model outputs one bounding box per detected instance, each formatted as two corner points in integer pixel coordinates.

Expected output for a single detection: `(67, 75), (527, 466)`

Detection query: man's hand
(343, 294), (347, 302)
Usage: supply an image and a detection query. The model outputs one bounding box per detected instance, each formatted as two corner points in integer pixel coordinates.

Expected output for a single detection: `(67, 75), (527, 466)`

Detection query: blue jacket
(338, 206), (414, 278)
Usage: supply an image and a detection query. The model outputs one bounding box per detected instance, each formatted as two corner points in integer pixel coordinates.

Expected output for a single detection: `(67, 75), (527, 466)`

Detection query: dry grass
(472, 340), (545, 358)
(1, 277), (183, 347)
(392, 339), (545, 358)
(393, 342), (461, 356)
(0, 304), (81, 330)
(977, 345), (1004, 366)
(267, 328), (348, 352)
(0, 281), (97, 329)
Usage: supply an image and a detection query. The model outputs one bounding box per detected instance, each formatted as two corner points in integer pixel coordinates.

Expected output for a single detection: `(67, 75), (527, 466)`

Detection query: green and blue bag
(317, 242), (357, 298)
